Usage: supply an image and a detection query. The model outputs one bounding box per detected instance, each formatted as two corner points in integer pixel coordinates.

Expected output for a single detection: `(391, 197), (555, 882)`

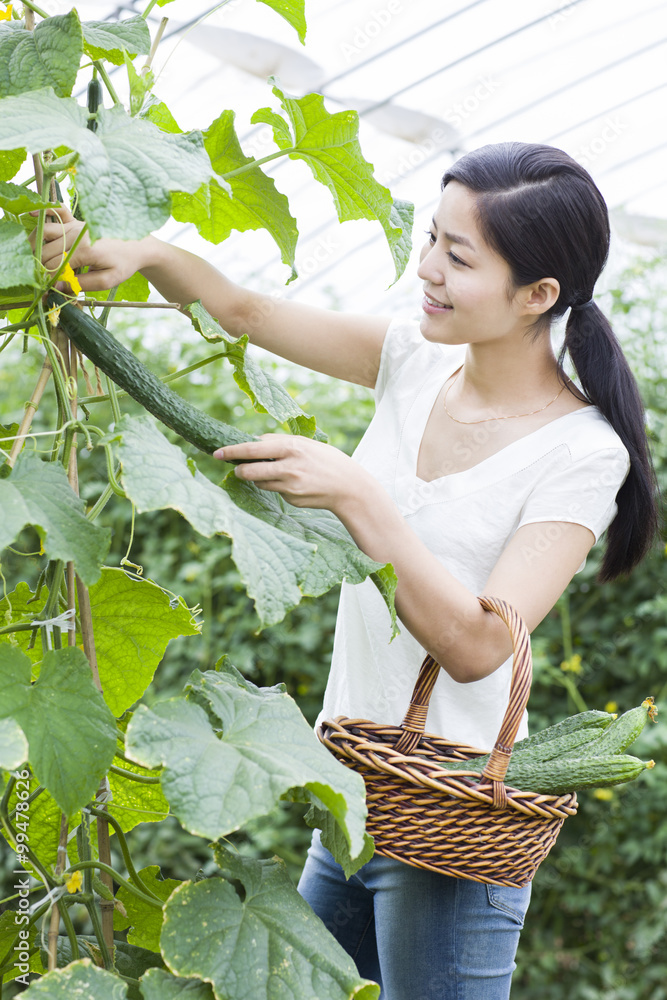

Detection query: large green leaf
(0, 147), (25, 181)
(44, 936), (164, 985)
(0, 645), (117, 817)
(0, 12), (83, 99)
(256, 0), (307, 43)
(222, 475), (398, 636)
(0, 778), (71, 872)
(85, 568), (201, 717)
(21, 958), (127, 998)
(183, 301), (319, 437)
(0, 582), (49, 666)
(160, 850), (380, 1000)
(172, 110), (298, 280)
(0, 451), (110, 586)
(0, 911), (43, 984)
(140, 969), (215, 1000)
(0, 180), (58, 215)
(107, 754), (170, 833)
(104, 414), (316, 627)
(113, 865), (182, 953)
(125, 661), (369, 860)
(0, 716), (28, 769)
(0, 89), (212, 241)
(0, 218), (36, 295)
(106, 414), (396, 629)
(305, 804), (375, 880)
(79, 105), (211, 241)
(82, 16), (151, 65)
(253, 79), (412, 282)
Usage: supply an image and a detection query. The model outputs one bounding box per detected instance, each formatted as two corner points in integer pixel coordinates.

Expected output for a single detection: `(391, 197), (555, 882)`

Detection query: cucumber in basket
(421, 699), (657, 795)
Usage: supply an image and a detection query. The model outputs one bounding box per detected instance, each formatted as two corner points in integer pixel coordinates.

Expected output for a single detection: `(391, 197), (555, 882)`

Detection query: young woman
(40, 142), (658, 998)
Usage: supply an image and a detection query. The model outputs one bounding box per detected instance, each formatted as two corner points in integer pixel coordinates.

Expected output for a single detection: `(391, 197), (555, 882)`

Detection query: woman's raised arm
(37, 208), (389, 388)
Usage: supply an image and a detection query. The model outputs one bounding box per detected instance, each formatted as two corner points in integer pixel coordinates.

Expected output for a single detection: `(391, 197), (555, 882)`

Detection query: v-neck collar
(395, 345), (596, 506)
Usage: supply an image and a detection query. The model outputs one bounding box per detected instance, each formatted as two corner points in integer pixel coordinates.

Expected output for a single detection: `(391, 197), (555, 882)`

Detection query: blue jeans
(298, 830), (531, 1000)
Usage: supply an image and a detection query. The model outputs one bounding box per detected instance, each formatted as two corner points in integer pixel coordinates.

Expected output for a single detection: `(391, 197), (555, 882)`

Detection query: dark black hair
(443, 141), (658, 581)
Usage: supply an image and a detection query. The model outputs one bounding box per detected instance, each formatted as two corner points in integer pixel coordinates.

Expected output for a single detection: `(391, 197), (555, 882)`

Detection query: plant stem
(47, 813), (70, 970)
(93, 60), (122, 106)
(6, 299), (184, 312)
(97, 284), (118, 329)
(88, 805), (162, 901)
(143, 16), (169, 74)
(86, 483), (115, 523)
(220, 148), (290, 180)
(66, 861), (163, 909)
(141, 0), (160, 19)
(41, 222), (89, 297)
(83, 894), (113, 970)
(7, 356), (52, 467)
(94, 788), (116, 949)
(109, 764), (160, 784)
(0, 884), (43, 905)
(21, 0), (50, 17)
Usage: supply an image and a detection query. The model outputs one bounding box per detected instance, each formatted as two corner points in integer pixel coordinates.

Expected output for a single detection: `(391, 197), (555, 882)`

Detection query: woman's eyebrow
(431, 217), (477, 253)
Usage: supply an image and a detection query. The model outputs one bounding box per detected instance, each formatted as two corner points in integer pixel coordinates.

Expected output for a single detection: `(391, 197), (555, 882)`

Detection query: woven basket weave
(317, 595), (578, 888)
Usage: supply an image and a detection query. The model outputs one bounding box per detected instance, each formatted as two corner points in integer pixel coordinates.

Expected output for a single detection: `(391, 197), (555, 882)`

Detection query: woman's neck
(460, 330), (562, 409)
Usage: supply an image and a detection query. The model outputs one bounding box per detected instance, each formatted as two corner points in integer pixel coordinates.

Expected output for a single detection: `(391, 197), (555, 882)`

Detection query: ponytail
(561, 301), (659, 580)
(443, 142), (660, 580)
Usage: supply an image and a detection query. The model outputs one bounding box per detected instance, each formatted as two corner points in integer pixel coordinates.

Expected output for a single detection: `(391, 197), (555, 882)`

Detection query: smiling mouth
(424, 294), (453, 309)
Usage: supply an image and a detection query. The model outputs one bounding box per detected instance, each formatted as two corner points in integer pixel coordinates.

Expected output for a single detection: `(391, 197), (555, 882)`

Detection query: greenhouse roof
(38, 0), (667, 313)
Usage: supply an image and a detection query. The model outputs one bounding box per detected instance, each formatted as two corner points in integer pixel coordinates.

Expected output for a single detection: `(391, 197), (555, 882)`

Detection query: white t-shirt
(317, 317), (631, 751)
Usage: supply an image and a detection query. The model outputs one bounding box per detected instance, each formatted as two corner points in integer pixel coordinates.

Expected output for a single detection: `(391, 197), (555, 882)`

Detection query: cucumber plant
(0, 2), (413, 996)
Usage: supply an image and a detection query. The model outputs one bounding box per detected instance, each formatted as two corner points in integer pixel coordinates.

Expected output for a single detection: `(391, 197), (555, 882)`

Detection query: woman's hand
(31, 205), (153, 292)
(214, 435), (381, 515)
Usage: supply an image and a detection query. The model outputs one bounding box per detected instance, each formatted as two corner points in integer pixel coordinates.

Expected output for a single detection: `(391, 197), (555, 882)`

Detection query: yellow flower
(65, 870), (83, 893)
(560, 654), (583, 674)
(61, 263), (82, 296)
(593, 788), (614, 801)
(47, 305), (61, 328)
(0, 6), (13, 21)
(604, 701), (618, 715)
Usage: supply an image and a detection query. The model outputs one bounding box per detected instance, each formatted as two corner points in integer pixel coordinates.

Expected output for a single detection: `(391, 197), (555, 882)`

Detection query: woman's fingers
(213, 436), (293, 464)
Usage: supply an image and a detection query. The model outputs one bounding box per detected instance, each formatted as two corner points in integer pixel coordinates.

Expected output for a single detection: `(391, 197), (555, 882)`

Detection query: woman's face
(417, 180), (536, 346)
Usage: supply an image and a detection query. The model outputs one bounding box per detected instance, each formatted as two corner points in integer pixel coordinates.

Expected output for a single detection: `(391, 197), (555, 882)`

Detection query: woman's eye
(448, 250), (466, 266)
(424, 229), (436, 245)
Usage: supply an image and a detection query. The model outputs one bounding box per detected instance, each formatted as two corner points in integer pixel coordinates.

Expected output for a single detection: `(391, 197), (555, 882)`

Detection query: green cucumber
(427, 752), (654, 795)
(416, 710), (616, 778)
(587, 698), (657, 756)
(500, 754), (654, 796)
(419, 703), (656, 794)
(512, 709), (615, 753)
(49, 291), (258, 456)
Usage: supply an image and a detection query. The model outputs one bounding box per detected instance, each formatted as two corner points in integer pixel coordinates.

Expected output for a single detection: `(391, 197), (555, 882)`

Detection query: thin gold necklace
(443, 367), (567, 425)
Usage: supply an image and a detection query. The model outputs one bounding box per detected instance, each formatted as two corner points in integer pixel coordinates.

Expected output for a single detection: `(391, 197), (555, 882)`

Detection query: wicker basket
(317, 595), (578, 888)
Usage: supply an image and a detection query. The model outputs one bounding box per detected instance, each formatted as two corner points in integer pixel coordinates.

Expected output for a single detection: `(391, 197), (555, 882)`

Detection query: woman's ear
(522, 277), (560, 316)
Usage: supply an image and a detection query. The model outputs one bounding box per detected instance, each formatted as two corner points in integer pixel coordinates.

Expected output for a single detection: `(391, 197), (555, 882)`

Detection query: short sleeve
(374, 316), (425, 404)
(517, 447), (630, 542)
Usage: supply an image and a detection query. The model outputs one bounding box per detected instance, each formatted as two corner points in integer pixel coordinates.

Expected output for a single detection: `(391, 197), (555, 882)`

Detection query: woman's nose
(417, 245), (444, 284)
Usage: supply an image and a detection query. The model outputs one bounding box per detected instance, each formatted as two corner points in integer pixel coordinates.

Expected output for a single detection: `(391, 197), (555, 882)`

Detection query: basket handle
(395, 595), (532, 809)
